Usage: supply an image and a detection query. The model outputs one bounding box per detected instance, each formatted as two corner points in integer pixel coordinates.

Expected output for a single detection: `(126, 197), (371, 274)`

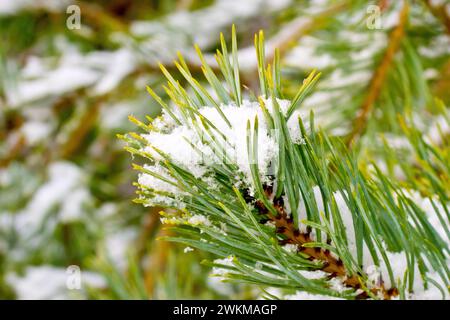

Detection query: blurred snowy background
(0, 0), (449, 299)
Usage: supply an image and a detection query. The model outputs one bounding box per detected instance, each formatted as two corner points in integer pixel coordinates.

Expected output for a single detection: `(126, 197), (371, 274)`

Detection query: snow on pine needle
(123, 28), (450, 300)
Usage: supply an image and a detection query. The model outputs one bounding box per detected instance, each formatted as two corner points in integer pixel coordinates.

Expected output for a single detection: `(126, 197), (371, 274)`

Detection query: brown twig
(423, 0), (450, 34)
(265, 1), (349, 63)
(346, 2), (410, 147)
(59, 97), (104, 159)
(250, 186), (398, 299)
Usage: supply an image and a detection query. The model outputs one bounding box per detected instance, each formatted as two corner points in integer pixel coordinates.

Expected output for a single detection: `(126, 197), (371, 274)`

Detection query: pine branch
(261, 2), (349, 66)
(347, 2), (410, 147)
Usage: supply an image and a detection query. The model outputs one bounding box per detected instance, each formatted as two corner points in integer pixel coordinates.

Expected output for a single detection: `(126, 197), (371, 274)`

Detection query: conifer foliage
(125, 23), (450, 300)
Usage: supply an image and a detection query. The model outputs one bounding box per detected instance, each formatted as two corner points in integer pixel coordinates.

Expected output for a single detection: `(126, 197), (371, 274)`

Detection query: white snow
(9, 65), (98, 106)
(137, 91), (449, 298)
(142, 125), (208, 178)
(92, 49), (136, 95)
(101, 102), (136, 129)
(429, 0), (445, 6)
(138, 164), (187, 207)
(129, 0), (291, 67)
(59, 188), (90, 223)
(328, 277), (347, 293)
(419, 35), (450, 58)
(207, 273), (235, 296)
(425, 115), (449, 145)
(135, 83), (448, 299)
(138, 97), (314, 207)
(285, 36), (335, 70)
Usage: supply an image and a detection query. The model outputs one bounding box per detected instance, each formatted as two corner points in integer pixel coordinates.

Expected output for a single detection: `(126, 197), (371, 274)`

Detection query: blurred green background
(1, 0), (449, 299)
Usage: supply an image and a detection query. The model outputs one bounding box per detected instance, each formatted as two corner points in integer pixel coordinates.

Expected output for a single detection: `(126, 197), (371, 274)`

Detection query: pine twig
(347, 2), (410, 147)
